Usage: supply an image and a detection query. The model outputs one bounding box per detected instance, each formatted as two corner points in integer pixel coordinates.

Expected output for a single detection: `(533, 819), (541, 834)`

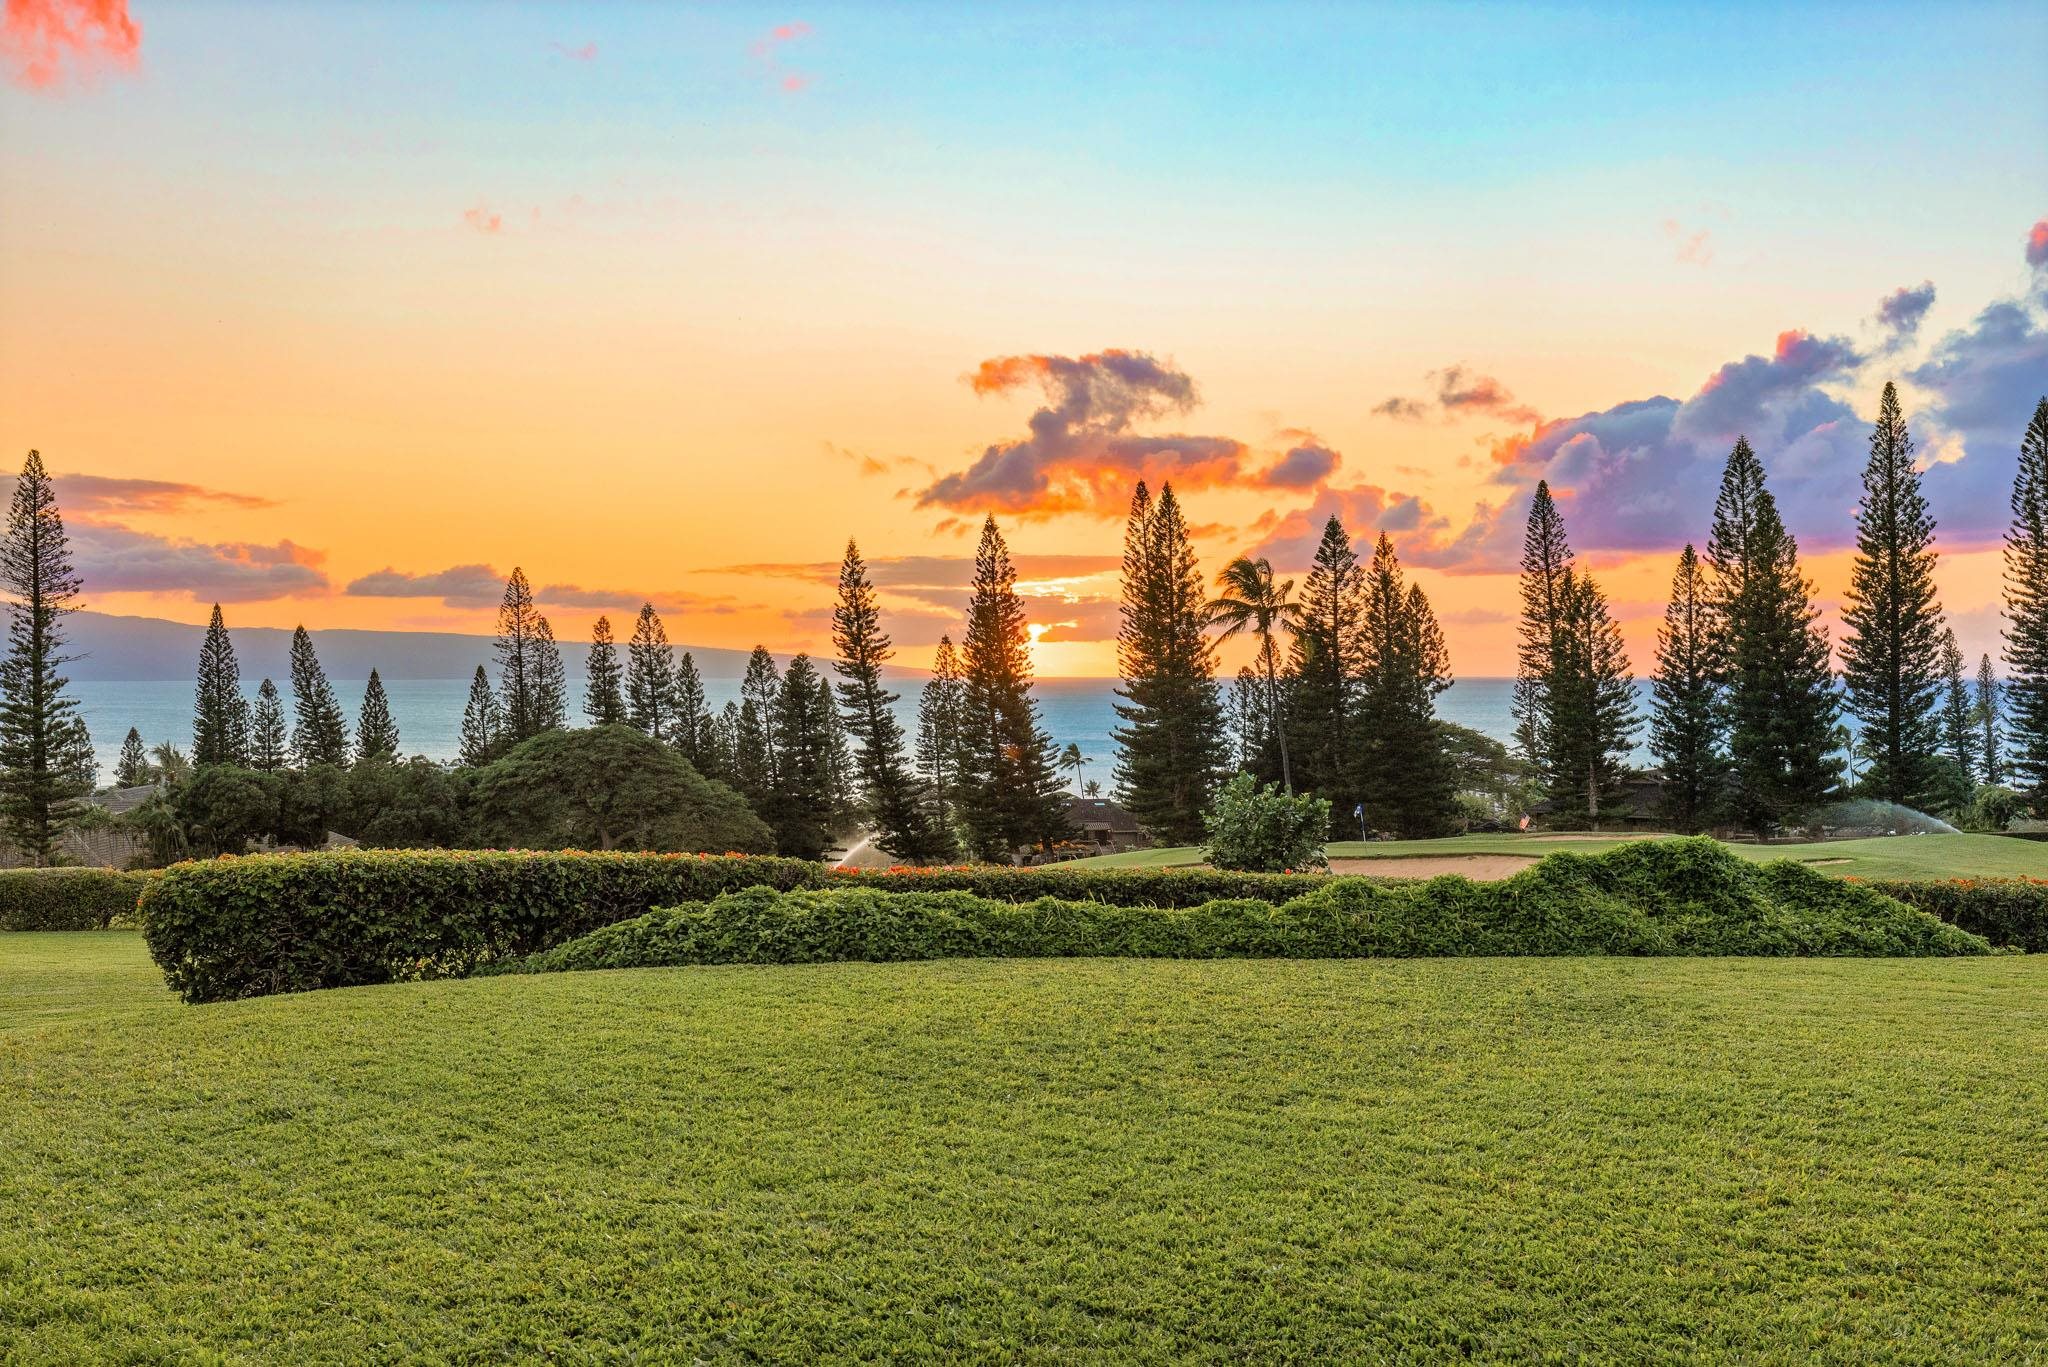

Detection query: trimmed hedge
(510, 840), (1990, 973)
(1870, 878), (2048, 952)
(140, 849), (825, 1003)
(829, 863), (1330, 907)
(0, 867), (157, 931)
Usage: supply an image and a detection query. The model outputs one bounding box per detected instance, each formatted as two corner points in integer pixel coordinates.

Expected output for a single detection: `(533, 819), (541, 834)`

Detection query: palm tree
(1059, 742), (1092, 793)
(1206, 556), (1299, 793)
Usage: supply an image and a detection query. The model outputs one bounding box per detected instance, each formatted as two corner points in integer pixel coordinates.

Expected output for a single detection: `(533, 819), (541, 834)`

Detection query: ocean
(74, 676), (1655, 788)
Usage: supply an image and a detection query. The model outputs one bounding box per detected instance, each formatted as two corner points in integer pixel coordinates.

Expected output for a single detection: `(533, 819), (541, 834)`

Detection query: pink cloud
(751, 19), (813, 91)
(2, 0), (139, 91)
(549, 40), (598, 62)
(1662, 218), (1713, 266)
(463, 205), (503, 235)
(2028, 218), (2048, 271)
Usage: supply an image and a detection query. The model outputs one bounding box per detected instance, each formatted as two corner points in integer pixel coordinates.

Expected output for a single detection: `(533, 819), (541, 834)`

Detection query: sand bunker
(1328, 855), (1540, 881)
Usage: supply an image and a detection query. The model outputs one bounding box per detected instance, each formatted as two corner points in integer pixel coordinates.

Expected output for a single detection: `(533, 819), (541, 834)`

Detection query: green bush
(827, 863), (1333, 906)
(1870, 877), (2048, 952)
(0, 867), (158, 931)
(140, 849), (824, 1003)
(510, 839), (1989, 973)
(1202, 773), (1332, 872)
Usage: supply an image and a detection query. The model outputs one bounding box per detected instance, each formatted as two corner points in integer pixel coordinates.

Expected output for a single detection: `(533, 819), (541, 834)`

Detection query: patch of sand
(1327, 855), (1539, 881)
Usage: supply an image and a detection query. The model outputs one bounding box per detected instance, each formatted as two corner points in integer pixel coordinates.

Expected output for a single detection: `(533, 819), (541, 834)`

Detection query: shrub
(1202, 773), (1331, 872)
(0, 867), (158, 931)
(827, 863), (1333, 907)
(139, 848), (824, 1003)
(508, 839), (1989, 974)
(473, 726), (772, 854)
(1870, 877), (2048, 952)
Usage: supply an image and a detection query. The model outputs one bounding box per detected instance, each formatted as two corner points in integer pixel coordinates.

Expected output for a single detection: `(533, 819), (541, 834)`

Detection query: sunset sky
(3, 0), (2044, 677)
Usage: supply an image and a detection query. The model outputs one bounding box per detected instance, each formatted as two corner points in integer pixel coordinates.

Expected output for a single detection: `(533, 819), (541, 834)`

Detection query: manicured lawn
(4, 932), (2045, 1361)
(1066, 830), (2047, 880)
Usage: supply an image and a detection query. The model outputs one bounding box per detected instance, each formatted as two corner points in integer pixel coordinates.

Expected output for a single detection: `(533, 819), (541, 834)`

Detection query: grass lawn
(1064, 830), (2047, 880)
(4, 933), (2046, 1361)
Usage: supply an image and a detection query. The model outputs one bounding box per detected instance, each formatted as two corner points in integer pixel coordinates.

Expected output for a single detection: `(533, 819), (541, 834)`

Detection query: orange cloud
(463, 205), (504, 235)
(2, 0), (139, 91)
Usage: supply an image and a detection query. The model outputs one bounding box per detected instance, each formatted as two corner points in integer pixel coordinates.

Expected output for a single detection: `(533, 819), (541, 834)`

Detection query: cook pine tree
(764, 653), (837, 860)
(1840, 383), (1945, 806)
(584, 615), (627, 726)
(1285, 515), (1366, 826)
(831, 539), (947, 861)
(1111, 483), (1228, 845)
(675, 652), (709, 768)
(627, 604), (681, 744)
(1649, 544), (1726, 833)
(249, 679), (289, 771)
(288, 625), (349, 767)
(1936, 628), (1978, 787)
(1353, 533), (1456, 837)
(0, 449), (93, 861)
(913, 634), (965, 848)
(459, 665), (501, 767)
(193, 603), (250, 768)
(494, 568), (563, 745)
(2004, 397), (2048, 802)
(356, 669), (401, 765)
(115, 727), (151, 787)
(1705, 437), (1840, 833)
(1513, 480), (1574, 767)
(1974, 654), (2002, 787)
(1543, 567), (1638, 823)
(955, 516), (1070, 861)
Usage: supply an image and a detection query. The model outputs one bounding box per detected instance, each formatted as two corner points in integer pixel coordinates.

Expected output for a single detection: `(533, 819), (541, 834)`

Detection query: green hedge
(829, 863), (1330, 906)
(0, 867), (157, 931)
(1870, 878), (2048, 952)
(510, 840), (1989, 973)
(140, 849), (825, 1003)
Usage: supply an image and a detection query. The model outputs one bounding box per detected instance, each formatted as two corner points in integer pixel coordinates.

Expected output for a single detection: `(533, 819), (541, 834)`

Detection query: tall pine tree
(1706, 437), (1840, 833)
(1543, 568), (1638, 823)
(1112, 484), (1227, 844)
(532, 616), (567, 733)
(115, 727), (151, 787)
(193, 603), (249, 768)
(1354, 534), (1456, 837)
(0, 450), (91, 861)
(956, 516), (1070, 861)
(1649, 545), (1725, 833)
(459, 665), (501, 767)
(356, 669), (400, 764)
(914, 634), (965, 851)
(1285, 515), (1366, 824)
(1936, 628), (1978, 782)
(764, 653), (836, 860)
(250, 679), (289, 771)
(741, 647), (782, 788)
(831, 539), (946, 861)
(1514, 480), (1574, 766)
(2005, 397), (2048, 804)
(584, 615), (627, 726)
(1975, 654), (2002, 787)
(494, 568), (561, 744)
(1841, 382), (1945, 806)
(626, 604), (681, 743)
(675, 652), (709, 767)
(288, 625), (349, 768)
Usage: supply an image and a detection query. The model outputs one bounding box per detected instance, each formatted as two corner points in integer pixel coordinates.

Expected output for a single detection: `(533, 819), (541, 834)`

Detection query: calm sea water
(74, 676), (1655, 788)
